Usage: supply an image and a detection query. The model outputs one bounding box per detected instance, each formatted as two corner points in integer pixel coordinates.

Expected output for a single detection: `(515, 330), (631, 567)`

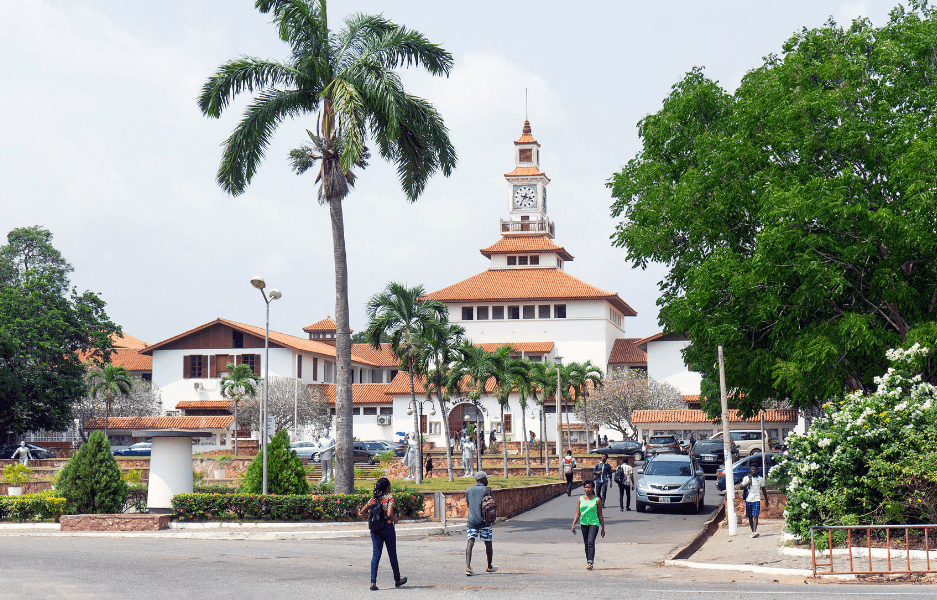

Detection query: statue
(402, 436), (419, 480)
(11, 442), (31, 465)
(461, 438), (476, 477)
(316, 431), (335, 484)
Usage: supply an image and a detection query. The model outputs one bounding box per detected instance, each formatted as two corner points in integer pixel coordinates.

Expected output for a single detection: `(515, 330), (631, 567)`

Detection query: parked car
(0, 443), (56, 459)
(706, 430), (770, 456)
(112, 442), (152, 457)
(690, 438), (740, 475)
(363, 440), (406, 457)
(288, 441), (319, 460)
(304, 441), (378, 464)
(591, 440), (645, 462)
(716, 452), (782, 492)
(644, 435), (681, 457)
(635, 453), (706, 513)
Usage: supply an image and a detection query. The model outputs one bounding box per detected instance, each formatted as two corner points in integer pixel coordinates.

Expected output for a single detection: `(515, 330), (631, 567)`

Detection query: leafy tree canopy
(577, 369), (684, 438)
(0, 226), (119, 435)
(609, 4), (937, 416)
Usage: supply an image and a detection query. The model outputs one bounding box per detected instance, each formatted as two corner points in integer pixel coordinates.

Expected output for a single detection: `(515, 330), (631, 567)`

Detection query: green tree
(87, 364), (133, 440)
(242, 429), (310, 495)
(568, 360), (603, 452)
(364, 282), (447, 484)
(220, 362), (259, 456)
(0, 227), (118, 435)
(576, 369), (683, 440)
(56, 430), (127, 514)
(488, 347), (530, 478)
(528, 361), (557, 472)
(199, 0), (456, 494)
(609, 5), (937, 417)
(72, 375), (162, 442)
(448, 343), (496, 473)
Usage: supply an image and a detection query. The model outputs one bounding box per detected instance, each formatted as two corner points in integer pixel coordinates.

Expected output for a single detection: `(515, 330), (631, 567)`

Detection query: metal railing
(499, 218), (554, 237)
(811, 524), (937, 576)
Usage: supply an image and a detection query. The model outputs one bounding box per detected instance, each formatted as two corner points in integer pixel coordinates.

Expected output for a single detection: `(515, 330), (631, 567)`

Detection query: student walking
(570, 479), (605, 569)
(563, 450), (577, 496)
(358, 477), (408, 591)
(740, 465), (769, 537)
(613, 458), (635, 511)
(465, 471), (498, 576)
(592, 455), (612, 506)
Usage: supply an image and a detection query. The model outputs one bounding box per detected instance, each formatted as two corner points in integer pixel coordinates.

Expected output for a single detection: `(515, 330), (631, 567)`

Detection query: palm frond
(197, 58), (301, 118)
(359, 24), (454, 75)
(333, 13), (399, 74)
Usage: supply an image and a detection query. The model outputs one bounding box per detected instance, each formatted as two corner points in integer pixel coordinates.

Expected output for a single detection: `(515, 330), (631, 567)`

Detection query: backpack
(564, 457), (573, 474)
(368, 499), (386, 532)
(614, 466), (624, 484)
(480, 488), (497, 526)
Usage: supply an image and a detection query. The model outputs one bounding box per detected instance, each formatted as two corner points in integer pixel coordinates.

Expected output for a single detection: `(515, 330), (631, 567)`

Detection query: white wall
(646, 340), (691, 383)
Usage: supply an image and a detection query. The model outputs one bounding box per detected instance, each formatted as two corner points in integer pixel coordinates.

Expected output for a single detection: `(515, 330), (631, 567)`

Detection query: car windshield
(649, 437), (674, 444)
(644, 461), (693, 477)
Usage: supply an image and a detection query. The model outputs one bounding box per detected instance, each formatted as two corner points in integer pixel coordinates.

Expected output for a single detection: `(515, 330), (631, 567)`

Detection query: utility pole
(719, 344), (738, 535)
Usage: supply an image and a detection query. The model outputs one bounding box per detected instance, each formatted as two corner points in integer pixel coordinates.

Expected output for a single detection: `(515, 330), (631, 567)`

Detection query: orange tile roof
(109, 348), (153, 372)
(141, 318), (381, 366)
(480, 235), (573, 261)
(175, 401), (233, 410)
(385, 372), (499, 395)
(111, 332), (147, 349)
(303, 318), (337, 333)
(607, 339), (647, 365)
(683, 395), (701, 403)
(632, 409), (798, 424)
(514, 120), (541, 146)
(422, 268), (637, 317)
(315, 383), (393, 405)
(635, 331), (690, 348)
(350, 343), (400, 367)
(84, 416), (234, 430)
(504, 166), (549, 179)
(475, 342), (554, 354)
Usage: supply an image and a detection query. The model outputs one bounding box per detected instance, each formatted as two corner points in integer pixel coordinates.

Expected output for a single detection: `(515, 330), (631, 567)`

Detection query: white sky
(0, 0), (897, 346)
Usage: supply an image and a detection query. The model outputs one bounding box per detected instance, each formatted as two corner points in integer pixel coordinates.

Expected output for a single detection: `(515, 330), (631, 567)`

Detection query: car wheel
(368, 456), (376, 465)
(696, 494), (704, 513)
(749, 448), (761, 456)
(636, 501), (647, 513)
(633, 451), (644, 462)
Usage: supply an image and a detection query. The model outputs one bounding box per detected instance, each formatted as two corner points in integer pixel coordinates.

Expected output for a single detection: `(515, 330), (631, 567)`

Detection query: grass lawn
(387, 475), (563, 492)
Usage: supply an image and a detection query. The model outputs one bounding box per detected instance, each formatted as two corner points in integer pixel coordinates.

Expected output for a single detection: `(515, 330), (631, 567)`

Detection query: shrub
(2, 463), (31, 486)
(0, 491), (67, 521)
(121, 469), (143, 485)
(56, 430), (127, 514)
(241, 429), (309, 495)
(171, 490), (423, 522)
(124, 484), (148, 513)
(779, 345), (937, 538)
(214, 454), (234, 467)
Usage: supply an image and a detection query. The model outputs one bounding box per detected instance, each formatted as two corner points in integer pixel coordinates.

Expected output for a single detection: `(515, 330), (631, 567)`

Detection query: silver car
(635, 453), (705, 513)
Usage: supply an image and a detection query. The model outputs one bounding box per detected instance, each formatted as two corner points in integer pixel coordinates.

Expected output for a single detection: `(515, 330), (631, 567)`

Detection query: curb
(669, 499), (726, 560)
(664, 559), (814, 577)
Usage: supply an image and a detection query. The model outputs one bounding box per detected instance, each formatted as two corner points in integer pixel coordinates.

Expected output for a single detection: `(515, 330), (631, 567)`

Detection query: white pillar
(147, 437), (193, 514)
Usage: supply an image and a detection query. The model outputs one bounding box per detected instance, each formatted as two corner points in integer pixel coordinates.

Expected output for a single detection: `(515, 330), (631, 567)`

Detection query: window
(213, 354), (232, 377)
(237, 354), (260, 376)
(313, 357), (318, 381)
(518, 256), (528, 266)
(477, 306), (489, 320)
(390, 369), (398, 381)
(609, 308), (623, 328)
(504, 414), (512, 434)
(538, 305), (551, 319)
(371, 369), (382, 383)
(420, 414), (428, 433)
(492, 306), (505, 320)
(363, 407), (378, 415)
(325, 361), (334, 383)
(183, 355), (207, 379)
(297, 355), (302, 379)
(462, 306), (474, 320)
(555, 304), (566, 318)
(530, 255), (539, 265)
(352, 407), (360, 415)
(380, 406), (393, 415)
(557, 258), (563, 269)
(330, 407), (336, 416)
(519, 148), (532, 162)
(529, 355), (542, 362)
(507, 256), (517, 266)
(508, 306), (520, 319)
(523, 305), (535, 319)
(233, 331), (244, 348)
(428, 422), (441, 435)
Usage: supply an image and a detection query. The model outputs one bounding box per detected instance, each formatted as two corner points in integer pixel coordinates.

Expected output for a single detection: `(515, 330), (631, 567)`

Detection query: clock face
(513, 185), (537, 209)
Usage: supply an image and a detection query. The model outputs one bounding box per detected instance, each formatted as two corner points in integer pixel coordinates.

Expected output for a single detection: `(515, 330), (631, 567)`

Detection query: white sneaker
(751, 532), (759, 538)
(486, 566), (499, 573)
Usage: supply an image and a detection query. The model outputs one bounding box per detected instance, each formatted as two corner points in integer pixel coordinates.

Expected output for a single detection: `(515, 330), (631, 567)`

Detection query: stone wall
(730, 489), (787, 520)
(420, 481), (569, 520)
(60, 514), (171, 531)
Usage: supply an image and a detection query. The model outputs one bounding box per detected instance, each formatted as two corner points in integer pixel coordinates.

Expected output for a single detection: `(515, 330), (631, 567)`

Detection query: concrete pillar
(147, 437), (193, 514)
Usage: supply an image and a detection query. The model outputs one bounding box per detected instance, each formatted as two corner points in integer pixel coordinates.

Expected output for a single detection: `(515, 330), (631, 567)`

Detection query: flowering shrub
(775, 345), (937, 539)
(0, 491), (68, 522)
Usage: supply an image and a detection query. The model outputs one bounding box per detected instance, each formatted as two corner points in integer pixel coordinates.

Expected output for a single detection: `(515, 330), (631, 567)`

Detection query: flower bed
(0, 491), (68, 522)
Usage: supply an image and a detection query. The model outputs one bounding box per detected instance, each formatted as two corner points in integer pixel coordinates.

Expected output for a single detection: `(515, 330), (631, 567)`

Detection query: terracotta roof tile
(315, 383), (393, 405)
(175, 401), (233, 410)
(632, 409), (798, 424)
(350, 343), (400, 367)
(422, 269), (637, 317)
(635, 331), (690, 348)
(109, 348), (153, 372)
(303, 318), (337, 333)
(480, 235), (573, 261)
(607, 339), (647, 365)
(385, 372), (498, 395)
(504, 166), (549, 178)
(84, 416), (234, 430)
(475, 342), (554, 354)
(111, 333), (147, 349)
(514, 120), (541, 146)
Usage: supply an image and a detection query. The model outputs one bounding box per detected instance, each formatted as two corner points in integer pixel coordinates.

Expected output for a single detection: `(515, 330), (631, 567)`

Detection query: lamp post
(406, 398), (436, 484)
(250, 275), (281, 496)
(554, 356), (563, 467)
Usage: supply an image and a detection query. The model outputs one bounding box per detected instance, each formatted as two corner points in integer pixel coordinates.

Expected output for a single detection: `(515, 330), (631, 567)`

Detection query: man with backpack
(593, 454), (613, 507)
(614, 457), (635, 511)
(465, 471), (498, 576)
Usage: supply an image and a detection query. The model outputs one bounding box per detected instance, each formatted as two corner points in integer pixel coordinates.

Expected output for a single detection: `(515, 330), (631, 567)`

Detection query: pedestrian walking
(424, 456), (434, 478)
(570, 479), (605, 569)
(465, 471), (498, 576)
(613, 458), (634, 511)
(563, 450), (577, 496)
(592, 454), (612, 506)
(740, 465), (769, 537)
(358, 477), (407, 591)
(688, 433), (697, 454)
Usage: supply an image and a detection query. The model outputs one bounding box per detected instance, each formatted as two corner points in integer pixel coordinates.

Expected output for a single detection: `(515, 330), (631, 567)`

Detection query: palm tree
(198, 0), (456, 494)
(528, 361), (556, 474)
(364, 282), (447, 485)
(416, 320), (465, 482)
(573, 360), (604, 452)
(448, 343), (495, 473)
(489, 346), (530, 478)
(511, 359), (535, 476)
(88, 364), (133, 440)
(220, 362), (260, 456)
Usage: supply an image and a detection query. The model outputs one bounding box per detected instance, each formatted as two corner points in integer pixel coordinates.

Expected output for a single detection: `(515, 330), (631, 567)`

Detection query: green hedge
(0, 492), (68, 522)
(171, 489), (425, 522)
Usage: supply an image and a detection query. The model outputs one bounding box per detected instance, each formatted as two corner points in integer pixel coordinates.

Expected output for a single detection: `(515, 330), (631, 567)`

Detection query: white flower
(809, 462), (820, 471)
(818, 438), (832, 448)
(801, 502), (809, 509)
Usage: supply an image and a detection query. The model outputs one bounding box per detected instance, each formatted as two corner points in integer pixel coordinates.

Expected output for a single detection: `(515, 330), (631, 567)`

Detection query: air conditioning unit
(377, 415), (392, 426)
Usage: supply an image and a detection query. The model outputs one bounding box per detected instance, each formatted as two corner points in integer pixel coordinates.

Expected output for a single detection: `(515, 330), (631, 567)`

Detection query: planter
(213, 469), (226, 480)
(8, 486), (23, 496)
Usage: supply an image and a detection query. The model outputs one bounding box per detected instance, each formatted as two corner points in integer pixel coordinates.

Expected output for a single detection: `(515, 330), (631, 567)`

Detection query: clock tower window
(507, 256), (517, 266)
(530, 255), (539, 265)
(518, 256), (528, 266)
(519, 148), (532, 162)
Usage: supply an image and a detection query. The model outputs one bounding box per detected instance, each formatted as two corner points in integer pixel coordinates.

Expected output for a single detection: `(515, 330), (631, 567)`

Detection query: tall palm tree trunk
(501, 403), (509, 478)
(521, 410), (531, 476)
(564, 396), (572, 451)
(434, 374), (455, 482)
(408, 359), (423, 485)
(329, 190), (355, 495)
(233, 398), (239, 456)
(104, 393), (111, 440)
(585, 397), (590, 454)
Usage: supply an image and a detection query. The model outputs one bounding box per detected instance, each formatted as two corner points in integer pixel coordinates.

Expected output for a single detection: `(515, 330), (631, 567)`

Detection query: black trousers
(617, 482), (631, 509)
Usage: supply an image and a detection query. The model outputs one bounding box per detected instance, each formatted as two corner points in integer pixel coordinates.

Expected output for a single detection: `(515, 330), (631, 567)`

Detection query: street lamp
(406, 398), (435, 484)
(250, 275), (281, 495)
(555, 356), (563, 464)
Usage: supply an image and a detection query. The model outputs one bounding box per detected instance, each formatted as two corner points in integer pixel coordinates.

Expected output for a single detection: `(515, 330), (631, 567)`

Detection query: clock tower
(504, 121), (551, 231)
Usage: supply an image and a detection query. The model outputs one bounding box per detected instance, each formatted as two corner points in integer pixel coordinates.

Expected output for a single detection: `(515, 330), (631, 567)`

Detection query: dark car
(591, 440), (645, 462)
(644, 435), (681, 457)
(716, 452), (781, 491)
(112, 442), (152, 457)
(690, 439), (740, 475)
(363, 440), (406, 457)
(1, 443), (56, 460)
